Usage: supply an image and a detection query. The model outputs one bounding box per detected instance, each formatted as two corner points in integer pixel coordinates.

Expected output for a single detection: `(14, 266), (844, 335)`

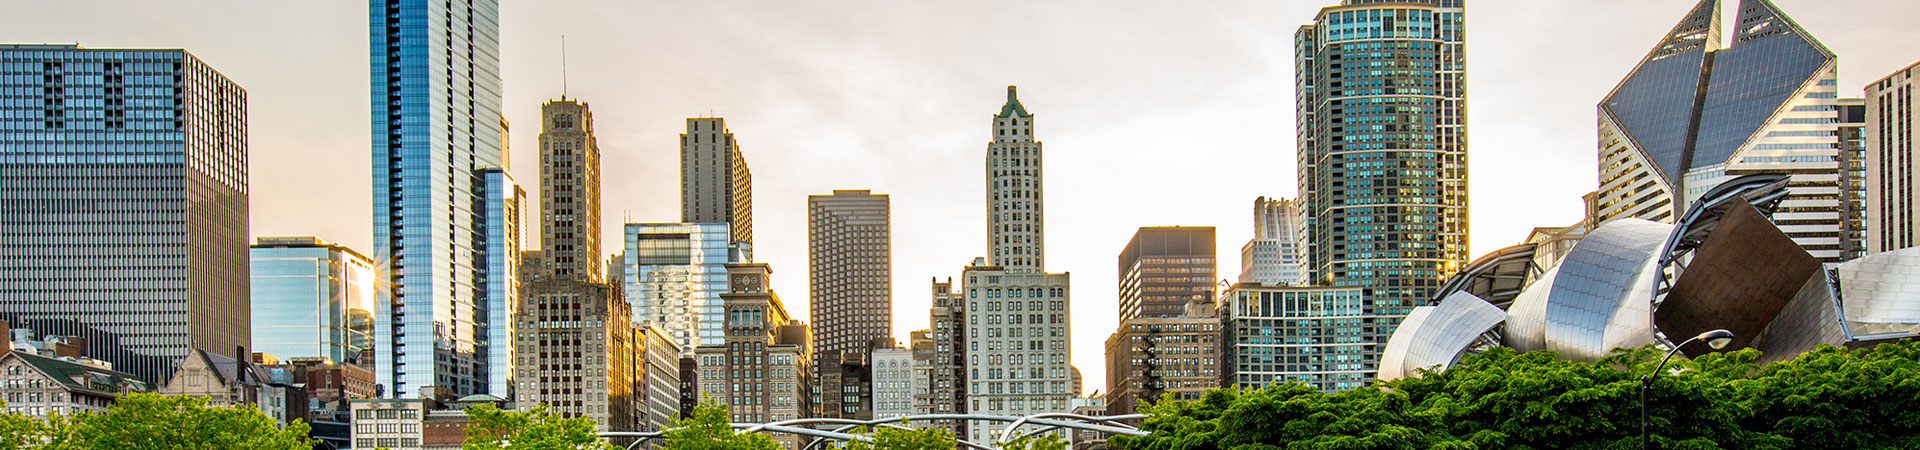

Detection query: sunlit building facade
(623, 223), (737, 352)
(1866, 61), (1920, 253)
(251, 237), (377, 368)
(682, 118), (752, 247)
(371, 0), (517, 399)
(1295, 0), (1469, 381)
(0, 44), (249, 383)
(1240, 197), (1308, 285)
(1592, 0), (1851, 261)
(1221, 283), (1376, 392)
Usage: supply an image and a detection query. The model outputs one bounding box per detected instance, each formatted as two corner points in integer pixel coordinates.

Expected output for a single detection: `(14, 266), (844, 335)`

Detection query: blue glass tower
(1296, 0), (1468, 383)
(370, 0), (511, 400)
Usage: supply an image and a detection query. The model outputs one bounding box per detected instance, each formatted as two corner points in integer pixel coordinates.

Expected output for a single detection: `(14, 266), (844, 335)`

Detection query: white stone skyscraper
(966, 87), (1072, 442)
(1240, 196), (1307, 285)
(987, 86), (1045, 272)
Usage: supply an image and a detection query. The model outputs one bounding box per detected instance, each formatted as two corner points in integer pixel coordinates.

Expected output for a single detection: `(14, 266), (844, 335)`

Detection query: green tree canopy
(461, 403), (616, 450)
(1112, 341), (1920, 450)
(40, 392), (314, 450)
(843, 423), (959, 450)
(659, 400), (783, 450)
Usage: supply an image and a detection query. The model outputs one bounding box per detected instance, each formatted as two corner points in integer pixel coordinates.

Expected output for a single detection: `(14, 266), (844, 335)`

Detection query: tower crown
(998, 85), (1031, 119)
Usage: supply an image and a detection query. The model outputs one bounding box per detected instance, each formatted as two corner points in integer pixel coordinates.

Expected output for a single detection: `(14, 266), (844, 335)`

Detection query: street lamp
(1640, 329), (1734, 450)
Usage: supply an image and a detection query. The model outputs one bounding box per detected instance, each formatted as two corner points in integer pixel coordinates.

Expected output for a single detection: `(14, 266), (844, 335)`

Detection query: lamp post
(1640, 329), (1733, 450)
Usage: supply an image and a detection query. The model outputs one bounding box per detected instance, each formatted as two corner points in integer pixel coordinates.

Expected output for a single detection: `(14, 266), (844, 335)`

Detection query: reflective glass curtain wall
(250, 239), (376, 367)
(1296, 0), (1469, 382)
(370, 0), (510, 399)
(623, 223), (734, 353)
(0, 45), (249, 383)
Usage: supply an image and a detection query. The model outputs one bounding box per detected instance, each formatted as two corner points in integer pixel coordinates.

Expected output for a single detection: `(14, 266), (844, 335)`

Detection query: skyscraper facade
(478, 168), (524, 399)
(622, 223), (736, 352)
(690, 263), (812, 449)
(1592, 0), (1851, 261)
(0, 45), (249, 383)
(960, 262), (1072, 443)
(1295, 0), (1468, 377)
(918, 279), (968, 436)
(987, 86), (1045, 272)
(538, 99), (601, 281)
(682, 118), (752, 247)
(807, 190), (892, 418)
(1117, 227), (1217, 320)
(371, 0), (515, 400)
(1240, 197), (1308, 285)
(1866, 61), (1920, 253)
(1839, 97), (1868, 261)
(514, 280), (633, 431)
(1220, 283), (1375, 392)
(251, 237), (376, 368)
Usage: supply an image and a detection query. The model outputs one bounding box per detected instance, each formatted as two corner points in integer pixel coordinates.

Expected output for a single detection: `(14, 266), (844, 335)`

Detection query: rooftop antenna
(560, 35), (568, 99)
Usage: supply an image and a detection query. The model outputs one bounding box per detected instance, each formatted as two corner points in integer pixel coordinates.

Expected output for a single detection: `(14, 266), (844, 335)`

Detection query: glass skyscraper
(250, 237), (376, 367)
(0, 44), (249, 383)
(370, 0), (516, 400)
(1592, 0), (1851, 261)
(1295, 0), (1468, 381)
(623, 223), (738, 353)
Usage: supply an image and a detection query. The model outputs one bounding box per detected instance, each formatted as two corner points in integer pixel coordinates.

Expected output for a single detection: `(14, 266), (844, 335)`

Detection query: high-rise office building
(988, 86), (1046, 272)
(251, 237), (376, 368)
(1295, 0), (1468, 376)
(371, 0), (516, 400)
(623, 223), (737, 352)
(1104, 305), (1220, 416)
(682, 118), (752, 247)
(513, 280), (633, 431)
(537, 99), (602, 281)
(1592, 0), (1851, 261)
(1866, 61), (1920, 253)
(478, 168), (524, 399)
(690, 263), (811, 449)
(807, 190), (892, 418)
(0, 45), (249, 383)
(1117, 227), (1216, 320)
(917, 279), (968, 436)
(871, 347), (914, 420)
(1240, 197), (1308, 285)
(1839, 97), (1868, 261)
(968, 87), (1072, 440)
(1220, 283), (1375, 392)
(960, 262), (1072, 443)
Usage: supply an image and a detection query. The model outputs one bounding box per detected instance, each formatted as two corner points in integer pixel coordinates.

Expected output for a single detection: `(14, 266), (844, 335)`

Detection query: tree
(995, 432), (1066, 450)
(0, 400), (45, 450)
(42, 392), (314, 450)
(1111, 340), (1920, 450)
(843, 423), (959, 450)
(658, 400), (782, 450)
(462, 403), (617, 450)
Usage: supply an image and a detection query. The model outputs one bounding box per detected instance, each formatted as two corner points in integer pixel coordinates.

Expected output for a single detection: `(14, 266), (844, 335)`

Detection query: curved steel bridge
(601, 413), (1148, 450)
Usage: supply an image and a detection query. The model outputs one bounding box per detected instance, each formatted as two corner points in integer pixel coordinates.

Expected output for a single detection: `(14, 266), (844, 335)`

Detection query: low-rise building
(1221, 283), (1374, 391)
(1104, 302), (1221, 417)
(0, 350), (150, 417)
(160, 348), (299, 426)
(872, 346), (914, 420)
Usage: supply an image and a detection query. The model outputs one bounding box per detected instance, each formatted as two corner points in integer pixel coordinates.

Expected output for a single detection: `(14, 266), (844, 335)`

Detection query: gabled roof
(6, 351), (148, 393)
(997, 85), (1030, 119)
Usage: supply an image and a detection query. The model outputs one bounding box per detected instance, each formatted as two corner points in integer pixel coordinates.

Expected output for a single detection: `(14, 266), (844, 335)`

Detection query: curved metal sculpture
(1648, 173), (1790, 346)
(1378, 292), (1507, 380)
(601, 413), (1149, 450)
(1430, 242), (1544, 309)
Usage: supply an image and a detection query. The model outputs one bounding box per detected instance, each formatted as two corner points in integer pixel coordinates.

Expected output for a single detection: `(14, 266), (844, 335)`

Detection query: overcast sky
(7, 0), (1918, 395)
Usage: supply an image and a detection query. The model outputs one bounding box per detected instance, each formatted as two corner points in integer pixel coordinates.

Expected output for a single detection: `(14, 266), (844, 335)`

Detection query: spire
(997, 85), (1030, 119)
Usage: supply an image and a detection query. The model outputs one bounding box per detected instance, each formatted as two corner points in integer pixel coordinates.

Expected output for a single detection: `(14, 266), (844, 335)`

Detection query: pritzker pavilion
(1380, 173), (1920, 380)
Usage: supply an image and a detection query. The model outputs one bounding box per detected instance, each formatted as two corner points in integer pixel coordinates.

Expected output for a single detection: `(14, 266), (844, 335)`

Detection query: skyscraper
(987, 86), (1045, 272)
(0, 44), (250, 383)
(370, 0), (516, 399)
(538, 99), (602, 281)
(1240, 197), (1308, 285)
(1838, 97), (1868, 261)
(1592, 0), (1850, 261)
(622, 222), (736, 352)
(1866, 61), (1920, 253)
(1117, 227), (1217, 320)
(967, 85), (1071, 442)
(1296, 0), (1469, 376)
(515, 95), (639, 430)
(807, 190), (892, 419)
(682, 118), (752, 247)
(251, 237), (376, 368)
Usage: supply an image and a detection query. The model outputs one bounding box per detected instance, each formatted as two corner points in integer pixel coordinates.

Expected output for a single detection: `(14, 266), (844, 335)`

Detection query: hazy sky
(7, 0), (1918, 395)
